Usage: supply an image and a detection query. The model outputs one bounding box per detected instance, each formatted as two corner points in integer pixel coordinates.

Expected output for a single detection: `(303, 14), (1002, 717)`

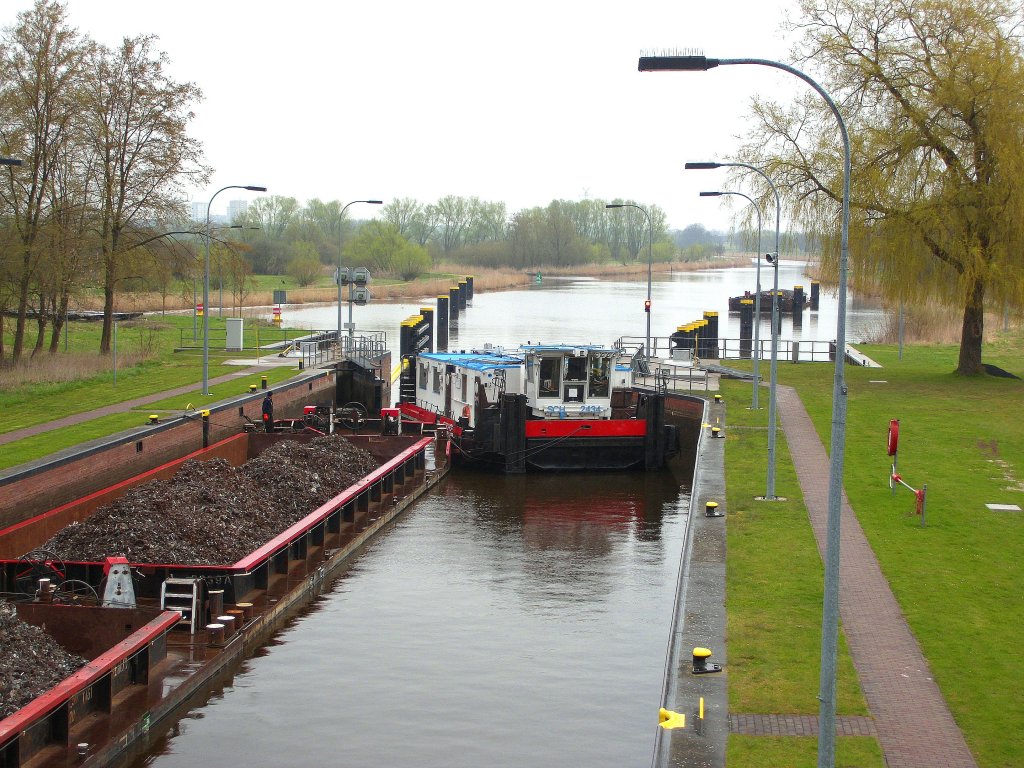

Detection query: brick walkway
(729, 714), (877, 737)
(776, 384), (977, 768)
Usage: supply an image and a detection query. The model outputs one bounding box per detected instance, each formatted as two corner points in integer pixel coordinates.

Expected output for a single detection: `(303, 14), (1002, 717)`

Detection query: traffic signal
(644, 299), (651, 313)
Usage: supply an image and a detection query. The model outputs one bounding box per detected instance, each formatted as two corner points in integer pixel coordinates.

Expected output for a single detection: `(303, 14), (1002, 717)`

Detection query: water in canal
(136, 265), (883, 766)
(136, 471), (689, 768)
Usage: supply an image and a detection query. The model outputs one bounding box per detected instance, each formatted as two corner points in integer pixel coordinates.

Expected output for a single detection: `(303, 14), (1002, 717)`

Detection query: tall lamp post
(204, 185), (266, 396)
(337, 200), (383, 348)
(697, 190), (763, 409)
(606, 203), (654, 356)
(686, 160), (782, 499)
(641, 54), (851, 768)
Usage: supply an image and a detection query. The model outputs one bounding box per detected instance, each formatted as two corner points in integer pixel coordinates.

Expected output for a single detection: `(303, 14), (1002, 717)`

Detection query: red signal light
(644, 299), (651, 312)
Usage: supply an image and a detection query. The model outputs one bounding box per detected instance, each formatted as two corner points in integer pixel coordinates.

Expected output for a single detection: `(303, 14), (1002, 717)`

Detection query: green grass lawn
(728, 735), (884, 767)
(0, 315), (307, 440)
(0, 364), (301, 471)
(727, 337), (1024, 768)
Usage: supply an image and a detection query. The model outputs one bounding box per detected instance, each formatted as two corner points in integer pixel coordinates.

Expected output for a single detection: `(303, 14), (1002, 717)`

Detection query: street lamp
(337, 200), (383, 349)
(642, 53), (851, 768)
(698, 190), (763, 409)
(606, 203), (654, 357)
(204, 185), (267, 396)
(687, 160), (782, 499)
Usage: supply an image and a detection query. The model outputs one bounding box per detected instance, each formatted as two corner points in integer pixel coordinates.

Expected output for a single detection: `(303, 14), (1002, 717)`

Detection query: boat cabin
(520, 344), (630, 419)
(411, 345), (631, 427)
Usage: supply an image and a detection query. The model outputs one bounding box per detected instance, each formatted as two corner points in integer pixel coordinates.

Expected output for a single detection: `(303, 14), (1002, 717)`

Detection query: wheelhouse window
(589, 354), (611, 397)
(538, 357), (561, 397)
(565, 355), (586, 382)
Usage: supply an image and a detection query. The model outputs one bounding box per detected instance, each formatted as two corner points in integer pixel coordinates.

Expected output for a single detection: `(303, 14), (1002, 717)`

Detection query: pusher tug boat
(397, 342), (679, 472)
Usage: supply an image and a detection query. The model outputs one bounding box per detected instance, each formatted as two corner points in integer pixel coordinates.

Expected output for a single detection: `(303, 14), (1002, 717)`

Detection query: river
(281, 260), (887, 351)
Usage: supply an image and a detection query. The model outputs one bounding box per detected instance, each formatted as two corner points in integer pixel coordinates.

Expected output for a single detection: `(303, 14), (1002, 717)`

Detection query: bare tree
(0, 0), (87, 362)
(85, 34), (209, 352)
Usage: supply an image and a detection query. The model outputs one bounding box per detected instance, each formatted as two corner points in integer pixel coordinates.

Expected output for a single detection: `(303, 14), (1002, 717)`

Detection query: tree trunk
(100, 261), (115, 354)
(956, 277), (985, 375)
(13, 266), (31, 362)
(49, 290), (69, 353)
(31, 295), (47, 358)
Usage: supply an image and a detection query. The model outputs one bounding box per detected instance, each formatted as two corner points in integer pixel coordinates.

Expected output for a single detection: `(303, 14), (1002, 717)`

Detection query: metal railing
(635, 365), (712, 393)
(617, 335), (838, 364)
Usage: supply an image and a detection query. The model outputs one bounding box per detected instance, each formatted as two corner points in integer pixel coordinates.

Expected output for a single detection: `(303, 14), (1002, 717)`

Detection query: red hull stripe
(525, 420), (646, 438)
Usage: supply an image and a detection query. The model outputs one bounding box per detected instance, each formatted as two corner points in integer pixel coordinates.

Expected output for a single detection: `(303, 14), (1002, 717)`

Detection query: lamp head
(245, 186), (267, 192)
(765, 253), (776, 264)
(699, 192), (722, 197)
(366, 200), (384, 205)
(639, 55), (720, 72)
(685, 162), (721, 170)
(606, 204), (624, 209)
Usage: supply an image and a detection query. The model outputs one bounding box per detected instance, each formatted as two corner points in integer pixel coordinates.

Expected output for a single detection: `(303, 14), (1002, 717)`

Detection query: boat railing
(618, 335), (840, 364)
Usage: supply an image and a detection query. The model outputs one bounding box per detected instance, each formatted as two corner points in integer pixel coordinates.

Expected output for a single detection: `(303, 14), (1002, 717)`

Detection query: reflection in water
(134, 470), (690, 768)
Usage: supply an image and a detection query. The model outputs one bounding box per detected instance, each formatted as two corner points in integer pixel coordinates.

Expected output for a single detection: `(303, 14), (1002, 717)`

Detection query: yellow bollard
(658, 708), (686, 730)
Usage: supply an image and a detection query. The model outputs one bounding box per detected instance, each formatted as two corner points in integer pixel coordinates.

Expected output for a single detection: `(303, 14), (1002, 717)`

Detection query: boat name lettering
(544, 405), (605, 416)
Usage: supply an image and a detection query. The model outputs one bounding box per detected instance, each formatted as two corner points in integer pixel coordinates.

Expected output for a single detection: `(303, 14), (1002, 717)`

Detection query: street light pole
(606, 203), (654, 356)
(686, 160), (782, 498)
(641, 53), (851, 768)
(337, 200), (383, 350)
(204, 185), (266, 396)
(698, 190), (762, 409)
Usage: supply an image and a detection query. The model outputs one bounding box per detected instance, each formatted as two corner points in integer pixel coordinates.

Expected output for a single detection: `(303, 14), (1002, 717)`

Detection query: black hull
(455, 435), (648, 473)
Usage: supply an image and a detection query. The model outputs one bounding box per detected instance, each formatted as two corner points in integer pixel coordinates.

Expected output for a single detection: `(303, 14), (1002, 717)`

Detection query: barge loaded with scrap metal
(0, 426), (448, 768)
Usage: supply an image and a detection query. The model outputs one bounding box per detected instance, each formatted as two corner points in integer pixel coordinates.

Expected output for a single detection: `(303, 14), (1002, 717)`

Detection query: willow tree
(741, 0), (1024, 374)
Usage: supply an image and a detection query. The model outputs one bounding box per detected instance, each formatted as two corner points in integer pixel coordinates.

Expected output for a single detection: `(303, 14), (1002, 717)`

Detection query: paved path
(0, 367), (265, 448)
(776, 384), (977, 768)
(729, 714), (877, 737)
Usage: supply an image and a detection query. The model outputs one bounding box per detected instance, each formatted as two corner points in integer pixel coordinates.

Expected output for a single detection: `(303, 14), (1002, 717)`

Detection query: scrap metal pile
(38, 436), (382, 566)
(0, 599), (87, 719)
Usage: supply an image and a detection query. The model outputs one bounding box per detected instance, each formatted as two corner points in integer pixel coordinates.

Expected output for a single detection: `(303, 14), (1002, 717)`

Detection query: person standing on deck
(262, 390), (275, 432)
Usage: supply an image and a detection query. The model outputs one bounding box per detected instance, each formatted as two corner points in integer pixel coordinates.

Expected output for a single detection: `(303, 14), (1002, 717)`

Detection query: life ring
(887, 419), (899, 456)
(462, 405), (471, 419)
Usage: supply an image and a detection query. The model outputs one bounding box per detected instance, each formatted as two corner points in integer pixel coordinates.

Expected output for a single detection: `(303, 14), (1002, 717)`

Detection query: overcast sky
(19, 0), (808, 231)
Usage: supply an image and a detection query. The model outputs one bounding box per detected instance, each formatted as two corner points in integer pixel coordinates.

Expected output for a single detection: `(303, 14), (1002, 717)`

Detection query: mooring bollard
(692, 647), (723, 674)
(705, 501), (723, 517)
